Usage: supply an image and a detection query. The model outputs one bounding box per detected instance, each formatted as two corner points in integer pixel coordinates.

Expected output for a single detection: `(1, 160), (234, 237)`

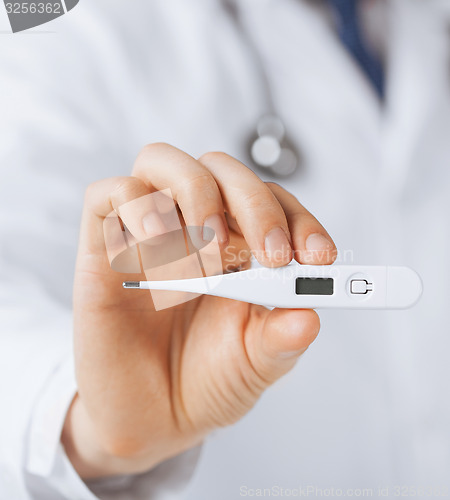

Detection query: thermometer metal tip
(123, 281), (141, 288)
(121, 264), (423, 310)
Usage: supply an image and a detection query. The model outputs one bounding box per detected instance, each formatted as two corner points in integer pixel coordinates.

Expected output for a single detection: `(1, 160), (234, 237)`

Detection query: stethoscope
(223, 0), (301, 178)
(248, 114), (300, 177)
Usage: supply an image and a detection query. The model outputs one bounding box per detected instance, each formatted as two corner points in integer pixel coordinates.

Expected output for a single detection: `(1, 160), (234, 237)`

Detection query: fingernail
(278, 347), (307, 359)
(305, 233), (334, 252)
(264, 227), (292, 262)
(142, 212), (166, 238)
(203, 214), (228, 245)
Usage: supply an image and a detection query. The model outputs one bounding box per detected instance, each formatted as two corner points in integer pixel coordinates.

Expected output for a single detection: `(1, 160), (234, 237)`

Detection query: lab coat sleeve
(0, 15), (201, 500)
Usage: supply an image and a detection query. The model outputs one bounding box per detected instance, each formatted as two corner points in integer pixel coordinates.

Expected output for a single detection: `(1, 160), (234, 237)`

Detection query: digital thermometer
(123, 264), (422, 309)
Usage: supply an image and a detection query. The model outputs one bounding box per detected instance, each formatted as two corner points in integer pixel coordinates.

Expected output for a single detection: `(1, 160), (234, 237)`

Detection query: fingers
(132, 144), (294, 267)
(79, 176), (161, 257)
(267, 182), (337, 265)
(85, 144), (335, 272)
(245, 307), (320, 386)
(132, 143), (229, 248)
(199, 152), (293, 267)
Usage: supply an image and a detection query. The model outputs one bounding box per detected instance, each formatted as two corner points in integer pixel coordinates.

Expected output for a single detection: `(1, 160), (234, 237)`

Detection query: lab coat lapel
(382, 0), (450, 202)
(239, 0), (381, 176)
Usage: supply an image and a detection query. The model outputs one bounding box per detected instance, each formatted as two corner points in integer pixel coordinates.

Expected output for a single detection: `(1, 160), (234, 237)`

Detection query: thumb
(246, 308), (320, 386)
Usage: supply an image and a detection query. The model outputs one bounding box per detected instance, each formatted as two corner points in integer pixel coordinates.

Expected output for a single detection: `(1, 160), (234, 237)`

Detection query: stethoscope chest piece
(249, 114), (300, 177)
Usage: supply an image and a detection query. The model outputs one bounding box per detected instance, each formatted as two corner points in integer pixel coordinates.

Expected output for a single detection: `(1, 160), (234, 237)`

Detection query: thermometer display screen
(295, 277), (334, 296)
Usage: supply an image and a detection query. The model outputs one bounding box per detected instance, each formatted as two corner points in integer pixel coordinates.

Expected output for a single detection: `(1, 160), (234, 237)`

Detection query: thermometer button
(350, 279), (373, 295)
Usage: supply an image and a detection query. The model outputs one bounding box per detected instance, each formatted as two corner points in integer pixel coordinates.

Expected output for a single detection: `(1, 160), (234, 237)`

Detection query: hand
(62, 144), (336, 478)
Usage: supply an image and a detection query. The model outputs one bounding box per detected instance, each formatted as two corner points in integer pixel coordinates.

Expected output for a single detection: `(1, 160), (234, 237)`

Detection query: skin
(62, 143), (337, 478)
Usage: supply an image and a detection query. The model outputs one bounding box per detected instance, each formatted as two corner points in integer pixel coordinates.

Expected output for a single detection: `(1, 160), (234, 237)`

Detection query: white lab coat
(1, 0), (450, 498)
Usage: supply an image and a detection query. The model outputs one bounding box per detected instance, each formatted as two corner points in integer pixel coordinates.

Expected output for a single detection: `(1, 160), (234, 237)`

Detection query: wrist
(62, 394), (125, 478)
(61, 393), (204, 479)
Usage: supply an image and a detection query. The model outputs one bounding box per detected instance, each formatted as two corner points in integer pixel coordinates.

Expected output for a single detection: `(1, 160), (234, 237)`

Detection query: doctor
(1, 0), (450, 499)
